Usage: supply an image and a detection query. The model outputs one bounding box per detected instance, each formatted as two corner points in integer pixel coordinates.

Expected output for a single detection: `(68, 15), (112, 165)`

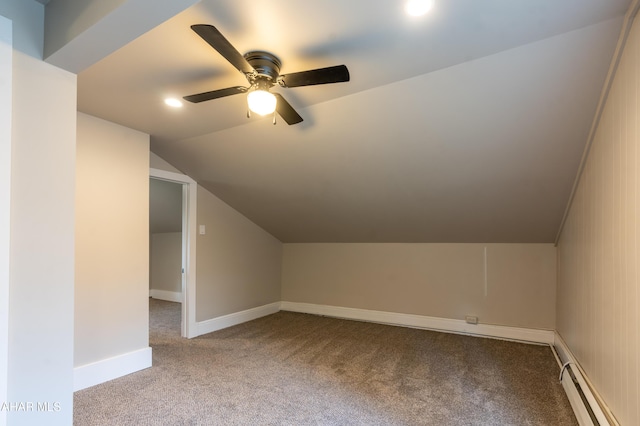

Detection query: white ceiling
(77, 0), (631, 243)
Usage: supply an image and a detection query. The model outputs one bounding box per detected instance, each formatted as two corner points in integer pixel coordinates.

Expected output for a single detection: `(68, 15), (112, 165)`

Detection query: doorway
(149, 168), (197, 338)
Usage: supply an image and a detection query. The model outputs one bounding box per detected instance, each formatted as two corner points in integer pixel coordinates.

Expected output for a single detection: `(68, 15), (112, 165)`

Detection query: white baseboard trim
(280, 301), (555, 345)
(196, 302), (281, 337)
(74, 347), (152, 392)
(150, 289), (182, 303)
(554, 333), (614, 426)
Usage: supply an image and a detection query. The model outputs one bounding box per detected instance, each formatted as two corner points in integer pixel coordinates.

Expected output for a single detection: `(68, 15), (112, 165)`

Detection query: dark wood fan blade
(274, 94), (303, 125)
(183, 86), (247, 103)
(279, 65), (350, 88)
(191, 24), (255, 75)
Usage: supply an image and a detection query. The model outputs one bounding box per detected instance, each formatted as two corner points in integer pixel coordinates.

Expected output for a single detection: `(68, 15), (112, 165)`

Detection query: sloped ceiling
(76, 0), (632, 242)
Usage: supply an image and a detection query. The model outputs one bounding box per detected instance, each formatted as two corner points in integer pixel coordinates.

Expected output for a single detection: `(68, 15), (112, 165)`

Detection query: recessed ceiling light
(164, 98), (183, 108)
(405, 0), (435, 17)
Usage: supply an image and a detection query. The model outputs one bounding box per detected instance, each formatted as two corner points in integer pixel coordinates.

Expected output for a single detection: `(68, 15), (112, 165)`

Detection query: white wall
(556, 11), (640, 426)
(283, 243), (557, 330)
(150, 232), (182, 294)
(3, 2), (77, 424)
(75, 112), (150, 367)
(0, 14), (11, 426)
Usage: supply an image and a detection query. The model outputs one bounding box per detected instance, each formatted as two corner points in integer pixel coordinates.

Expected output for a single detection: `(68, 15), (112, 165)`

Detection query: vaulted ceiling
(70, 0), (631, 242)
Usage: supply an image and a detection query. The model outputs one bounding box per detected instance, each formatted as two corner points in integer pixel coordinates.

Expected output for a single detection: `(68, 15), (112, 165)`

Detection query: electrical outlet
(465, 315), (478, 325)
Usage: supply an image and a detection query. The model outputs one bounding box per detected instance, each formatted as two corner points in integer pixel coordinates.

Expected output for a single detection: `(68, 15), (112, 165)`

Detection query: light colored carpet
(73, 299), (577, 425)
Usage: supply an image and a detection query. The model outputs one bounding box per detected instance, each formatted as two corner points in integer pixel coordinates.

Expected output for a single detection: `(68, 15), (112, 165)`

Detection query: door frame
(149, 168), (197, 338)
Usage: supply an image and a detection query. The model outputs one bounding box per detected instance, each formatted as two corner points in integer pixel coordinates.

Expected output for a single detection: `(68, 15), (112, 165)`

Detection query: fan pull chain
(247, 108), (251, 119)
(273, 112), (277, 125)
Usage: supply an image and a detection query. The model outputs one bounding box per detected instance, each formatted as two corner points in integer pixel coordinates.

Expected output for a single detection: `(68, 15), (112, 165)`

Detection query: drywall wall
(75, 112), (150, 367)
(0, 0), (42, 58)
(43, 0), (198, 72)
(149, 151), (283, 323)
(5, 1), (77, 423)
(149, 177), (183, 302)
(0, 14), (11, 425)
(196, 186), (283, 321)
(282, 243), (556, 330)
(150, 151), (182, 174)
(149, 178), (182, 233)
(556, 12), (640, 426)
(45, 0), (127, 56)
(150, 232), (182, 294)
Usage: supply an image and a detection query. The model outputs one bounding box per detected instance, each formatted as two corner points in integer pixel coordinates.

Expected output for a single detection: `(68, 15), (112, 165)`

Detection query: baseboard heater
(552, 342), (616, 426)
(559, 362), (602, 425)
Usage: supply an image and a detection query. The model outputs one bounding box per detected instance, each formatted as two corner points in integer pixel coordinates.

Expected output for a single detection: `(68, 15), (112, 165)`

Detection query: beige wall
(150, 151), (182, 174)
(150, 151), (283, 322)
(150, 232), (182, 293)
(75, 112), (150, 367)
(196, 186), (282, 321)
(282, 243), (556, 329)
(4, 1), (77, 424)
(556, 13), (640, 426)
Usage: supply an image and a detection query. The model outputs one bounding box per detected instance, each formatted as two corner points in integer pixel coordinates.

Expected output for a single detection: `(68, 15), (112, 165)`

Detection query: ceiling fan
(183, 24), (350, 125)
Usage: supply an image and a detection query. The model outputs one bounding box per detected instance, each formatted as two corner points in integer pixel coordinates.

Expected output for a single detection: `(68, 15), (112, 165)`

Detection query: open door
(149, 168), (197, 338)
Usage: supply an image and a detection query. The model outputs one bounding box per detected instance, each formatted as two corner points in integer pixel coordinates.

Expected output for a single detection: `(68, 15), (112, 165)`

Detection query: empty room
(2, 0), (639, 425)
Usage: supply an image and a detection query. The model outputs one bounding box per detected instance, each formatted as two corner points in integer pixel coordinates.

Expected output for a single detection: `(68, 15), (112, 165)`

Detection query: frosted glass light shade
(405, 0), (434, 16)
(247, 90), (277, 115)
(164, 98), (183, 108)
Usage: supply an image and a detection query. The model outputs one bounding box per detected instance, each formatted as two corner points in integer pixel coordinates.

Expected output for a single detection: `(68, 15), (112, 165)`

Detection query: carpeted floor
(73, 299), (577, 425)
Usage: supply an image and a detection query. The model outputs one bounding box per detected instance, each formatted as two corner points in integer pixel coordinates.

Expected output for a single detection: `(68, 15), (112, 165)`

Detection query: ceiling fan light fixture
(184, 25), (348, 124)
(247, 88), (277, 116)
(164, 97), (183, 108)
(405, 0), (434, 16)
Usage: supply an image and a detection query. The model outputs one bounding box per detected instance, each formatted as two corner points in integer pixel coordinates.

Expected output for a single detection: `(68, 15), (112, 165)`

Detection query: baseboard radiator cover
(553, 333), (618, 426)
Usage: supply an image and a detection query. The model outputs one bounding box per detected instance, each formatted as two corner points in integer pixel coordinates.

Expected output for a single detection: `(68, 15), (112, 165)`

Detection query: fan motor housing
(244, 51), (282, 81)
